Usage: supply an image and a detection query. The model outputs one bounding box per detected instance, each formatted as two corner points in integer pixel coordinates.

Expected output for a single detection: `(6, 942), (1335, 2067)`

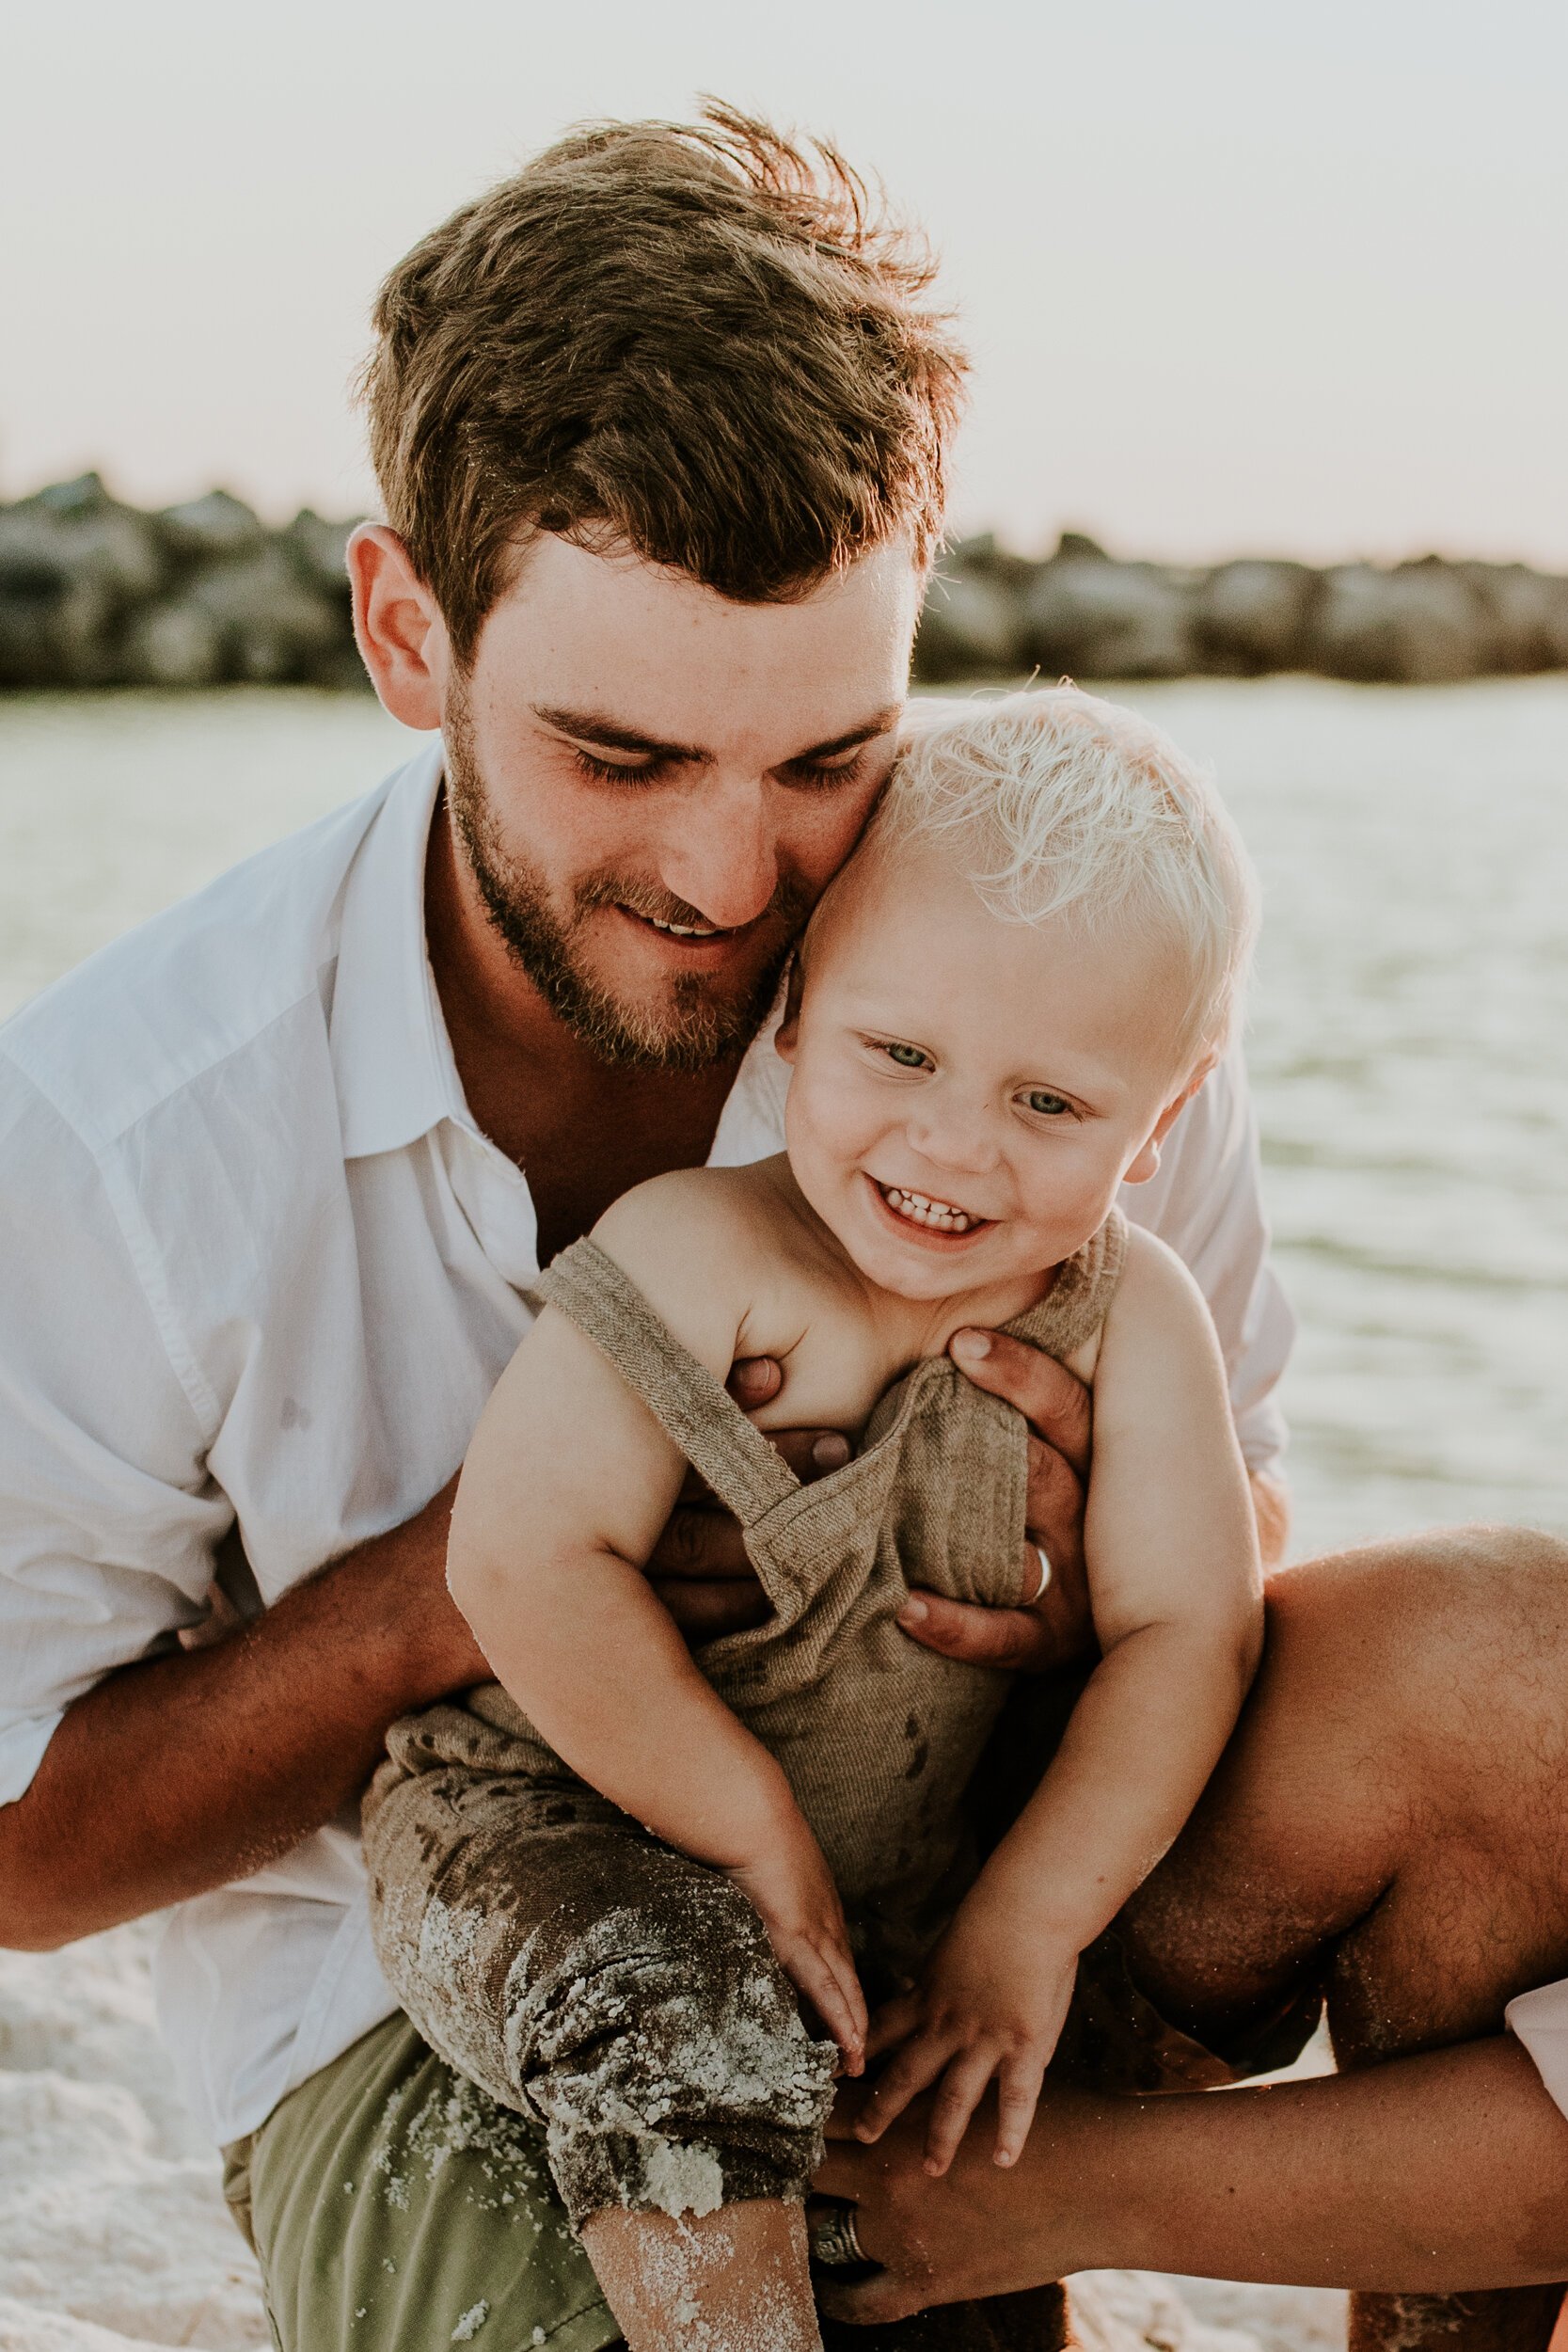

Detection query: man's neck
(424, 798), (750, 1263)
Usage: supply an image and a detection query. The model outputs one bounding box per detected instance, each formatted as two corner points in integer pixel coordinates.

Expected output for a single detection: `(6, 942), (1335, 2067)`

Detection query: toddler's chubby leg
(363, 1727), (837, 2341)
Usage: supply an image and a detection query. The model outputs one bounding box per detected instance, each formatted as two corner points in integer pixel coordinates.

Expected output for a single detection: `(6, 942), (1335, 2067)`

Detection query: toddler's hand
(727, 1831), (867, 2076)
(853, 1896), (1078, 2175)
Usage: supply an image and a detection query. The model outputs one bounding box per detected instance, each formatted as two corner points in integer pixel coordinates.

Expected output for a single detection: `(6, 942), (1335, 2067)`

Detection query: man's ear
(347, 525), (451, 731)
(1122, 1053), (1217, 1186)
(773, 955), (806, 1062)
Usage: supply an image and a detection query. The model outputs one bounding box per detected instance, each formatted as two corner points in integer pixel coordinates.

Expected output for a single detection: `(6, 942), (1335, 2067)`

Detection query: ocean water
(2, 677), (1564, 1560)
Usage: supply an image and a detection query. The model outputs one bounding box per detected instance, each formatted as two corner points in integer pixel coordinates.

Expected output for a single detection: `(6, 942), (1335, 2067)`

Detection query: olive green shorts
(224, 2012), (618, 2352)
(223, 1960), (1322, 2352)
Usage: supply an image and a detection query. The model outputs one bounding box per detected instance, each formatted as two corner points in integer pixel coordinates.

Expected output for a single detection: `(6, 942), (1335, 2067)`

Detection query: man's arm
(0, 1420), (853, 1957)
(0, 1476), (468, 1949)
(815, 2040), (1568, 2319)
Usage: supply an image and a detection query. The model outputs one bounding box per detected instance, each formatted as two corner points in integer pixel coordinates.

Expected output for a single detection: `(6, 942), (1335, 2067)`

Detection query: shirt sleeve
(0, 1055), (230, 1807)
(1118, 1040), (1296, 1479)
(1507, 1980), (1568, 2122)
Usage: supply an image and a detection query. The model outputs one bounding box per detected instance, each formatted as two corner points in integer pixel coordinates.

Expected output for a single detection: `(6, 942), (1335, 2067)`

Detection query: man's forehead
(479, 532), (921, 753)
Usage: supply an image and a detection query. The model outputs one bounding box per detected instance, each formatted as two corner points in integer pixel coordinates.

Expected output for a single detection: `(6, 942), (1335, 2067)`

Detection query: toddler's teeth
(879, 1181), (981, 1235)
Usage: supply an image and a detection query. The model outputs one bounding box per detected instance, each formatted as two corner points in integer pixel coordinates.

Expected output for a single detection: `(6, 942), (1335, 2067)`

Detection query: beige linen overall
(363, 1215), (1126, 2245)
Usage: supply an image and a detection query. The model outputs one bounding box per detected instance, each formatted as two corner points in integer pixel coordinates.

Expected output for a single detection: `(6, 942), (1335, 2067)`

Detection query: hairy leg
(582, 2200), (821, 2352)
(1121, 1526), (1568, 2352)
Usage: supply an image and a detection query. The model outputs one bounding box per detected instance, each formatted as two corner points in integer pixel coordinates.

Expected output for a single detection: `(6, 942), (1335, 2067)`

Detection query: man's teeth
(642, 914), (721, 938)
(880, 1184), (982, 1234)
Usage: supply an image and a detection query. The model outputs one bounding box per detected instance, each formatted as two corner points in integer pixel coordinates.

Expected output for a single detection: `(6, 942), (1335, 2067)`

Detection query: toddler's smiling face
(776, 836), (1207, 1302)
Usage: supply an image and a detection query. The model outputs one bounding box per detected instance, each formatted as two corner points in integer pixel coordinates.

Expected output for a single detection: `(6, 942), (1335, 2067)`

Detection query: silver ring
(1026, 1542), (1052, 1606)
(810, 2202), (868, 2268)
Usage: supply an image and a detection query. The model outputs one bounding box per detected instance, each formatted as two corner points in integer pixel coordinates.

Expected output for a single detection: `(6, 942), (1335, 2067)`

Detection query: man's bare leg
(581, 2199), (822, 2352)
(1121, 1526), (1568, 2352)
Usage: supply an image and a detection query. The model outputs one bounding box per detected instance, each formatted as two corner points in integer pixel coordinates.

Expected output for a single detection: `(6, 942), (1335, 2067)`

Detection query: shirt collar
(332, 738), (462, 1161)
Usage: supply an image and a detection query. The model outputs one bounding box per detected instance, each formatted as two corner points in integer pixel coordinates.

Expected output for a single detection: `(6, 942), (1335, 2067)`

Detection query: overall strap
(1006, 1208), (1130, 1361)
(527, 1238), (800, 1530)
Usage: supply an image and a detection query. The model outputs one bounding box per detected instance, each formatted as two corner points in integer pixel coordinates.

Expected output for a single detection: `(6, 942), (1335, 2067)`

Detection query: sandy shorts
(222, 2004), (1083, 2350)
(222, 1929), (1321, 2352)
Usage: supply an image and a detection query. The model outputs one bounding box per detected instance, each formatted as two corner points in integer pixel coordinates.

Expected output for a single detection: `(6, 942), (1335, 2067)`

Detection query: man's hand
(895, 1327), (1290, 1675)
(898, 1328), (1096, 1676)
(645, 1355), (849, 1641)
(814, 2041), (1568, 2321)
(812, 2081), (1083, 2321)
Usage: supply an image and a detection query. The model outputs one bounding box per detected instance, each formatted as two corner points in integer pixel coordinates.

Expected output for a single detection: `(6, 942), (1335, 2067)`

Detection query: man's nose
(660, 778), (779, 930)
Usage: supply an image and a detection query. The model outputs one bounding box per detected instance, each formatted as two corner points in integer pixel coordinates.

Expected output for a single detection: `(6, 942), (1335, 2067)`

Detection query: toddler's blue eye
(884, 1041), (928, 1068)
(1024, 1089), (1069, 1116)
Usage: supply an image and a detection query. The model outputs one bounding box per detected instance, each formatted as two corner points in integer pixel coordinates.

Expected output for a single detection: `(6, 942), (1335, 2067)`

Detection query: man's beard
(444, 697), (807, 1073)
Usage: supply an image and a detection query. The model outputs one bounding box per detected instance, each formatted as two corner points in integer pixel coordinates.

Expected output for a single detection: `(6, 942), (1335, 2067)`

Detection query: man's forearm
(1050, 2040), (1568, 2290)
(821, 2038), (1568, 2316)
(0, 1478), (469, 1950)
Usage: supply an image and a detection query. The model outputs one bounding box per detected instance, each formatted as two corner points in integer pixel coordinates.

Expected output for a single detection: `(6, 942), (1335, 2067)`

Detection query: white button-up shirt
(0, 741), (1295, 2148)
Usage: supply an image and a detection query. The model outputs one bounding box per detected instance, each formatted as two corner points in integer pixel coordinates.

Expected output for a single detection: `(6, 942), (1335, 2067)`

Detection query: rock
(1194, 561), (1319, 675)
(3, 479), (1566, 692)
(914, 565), (1026, 681)
(1054, 529), (1111, 563)
(182, 546), (348, 685)
(1459, 562), (1568, 674)
(0, 482), (166, 688)
(1307, 560), (1492, 685)
(32, 471), (116, 518)
(120, 599), (226, 690)
(943, 531), (1043, 589)
(1022, 548), (1198, 679)
(154, 488), (267, 564)
(282, 507), (356, 600)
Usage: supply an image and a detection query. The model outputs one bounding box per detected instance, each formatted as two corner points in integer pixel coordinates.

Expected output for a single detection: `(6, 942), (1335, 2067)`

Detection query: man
(0, 103), (1561, 2352)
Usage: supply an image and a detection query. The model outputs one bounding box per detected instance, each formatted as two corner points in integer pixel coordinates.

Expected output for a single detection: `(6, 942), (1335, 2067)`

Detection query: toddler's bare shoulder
(587, 1165), (785, 1349)
(594, 1162), (779, 1263)
(1101, 1222), (1214, 1343)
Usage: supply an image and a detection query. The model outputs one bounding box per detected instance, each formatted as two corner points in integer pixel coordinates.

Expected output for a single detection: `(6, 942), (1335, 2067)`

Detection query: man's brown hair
(360, 103), (967, 661)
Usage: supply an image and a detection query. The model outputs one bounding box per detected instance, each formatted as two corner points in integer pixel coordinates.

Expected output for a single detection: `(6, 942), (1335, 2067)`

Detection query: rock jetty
(3, 474), (1566, 690)
(0, 475), (361, 691)
(918, 531), (1568, 686)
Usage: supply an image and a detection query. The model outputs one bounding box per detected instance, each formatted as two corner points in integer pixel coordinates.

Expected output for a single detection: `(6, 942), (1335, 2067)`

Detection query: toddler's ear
(774, 955), (805, 1062)
(1123, 1055), (1217, 1185)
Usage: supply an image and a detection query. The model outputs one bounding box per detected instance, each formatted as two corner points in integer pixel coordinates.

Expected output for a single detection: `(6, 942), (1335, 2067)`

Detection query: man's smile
(612, 902), (756, 958)
(643, 914), (722, 939)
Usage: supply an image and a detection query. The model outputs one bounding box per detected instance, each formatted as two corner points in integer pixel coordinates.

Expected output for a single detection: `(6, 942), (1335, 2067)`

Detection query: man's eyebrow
(531, 703), (903, 766)
(532, 706), (708, 761)
(790, 706), (903, 762)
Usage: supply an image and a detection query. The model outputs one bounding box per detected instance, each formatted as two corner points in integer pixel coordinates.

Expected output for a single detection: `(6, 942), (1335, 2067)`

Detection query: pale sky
(5, 0), (1566, 564)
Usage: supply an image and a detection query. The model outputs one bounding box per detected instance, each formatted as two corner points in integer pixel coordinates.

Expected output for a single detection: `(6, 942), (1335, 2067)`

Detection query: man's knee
(1263, 1524), (1568, 1799)
(1122, 1525), (1568, 2018)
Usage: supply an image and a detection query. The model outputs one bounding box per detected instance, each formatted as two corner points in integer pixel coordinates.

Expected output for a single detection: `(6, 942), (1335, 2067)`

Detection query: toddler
(364, 688), (1264, 2352)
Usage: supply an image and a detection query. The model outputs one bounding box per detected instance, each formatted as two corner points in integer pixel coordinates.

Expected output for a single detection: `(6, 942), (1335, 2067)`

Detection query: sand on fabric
(0, 1917), (1344, 2351)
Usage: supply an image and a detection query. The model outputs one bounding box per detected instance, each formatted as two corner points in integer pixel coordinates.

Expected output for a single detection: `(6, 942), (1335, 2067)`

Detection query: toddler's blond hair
(869, 688), (1259, 1070)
